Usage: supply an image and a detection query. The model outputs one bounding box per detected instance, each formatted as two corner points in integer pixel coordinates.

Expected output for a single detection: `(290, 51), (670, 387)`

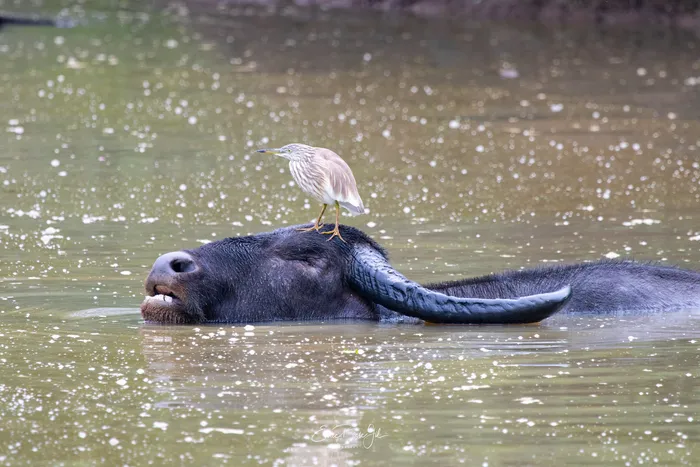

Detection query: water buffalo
(141, 224), (700, 325)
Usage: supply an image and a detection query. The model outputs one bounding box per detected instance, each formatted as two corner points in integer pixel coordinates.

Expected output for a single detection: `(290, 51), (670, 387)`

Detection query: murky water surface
(1, 1), (699, 464)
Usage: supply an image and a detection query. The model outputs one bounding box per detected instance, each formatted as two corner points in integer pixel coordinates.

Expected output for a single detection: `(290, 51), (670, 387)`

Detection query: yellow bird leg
(322, 201), (345, 242)
(297, 204), (327, 232)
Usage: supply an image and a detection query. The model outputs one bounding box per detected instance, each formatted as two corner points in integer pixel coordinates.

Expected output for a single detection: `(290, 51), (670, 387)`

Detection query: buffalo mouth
(140, 284), (196, 324)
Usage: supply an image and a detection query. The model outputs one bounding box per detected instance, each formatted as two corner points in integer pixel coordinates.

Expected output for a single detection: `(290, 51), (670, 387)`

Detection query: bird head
(256, 143), (313, 161)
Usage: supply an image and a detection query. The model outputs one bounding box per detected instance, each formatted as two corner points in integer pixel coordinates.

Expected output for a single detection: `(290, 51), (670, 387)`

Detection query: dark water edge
(3, 0), (700, 34)
(162, 0), (700, 29)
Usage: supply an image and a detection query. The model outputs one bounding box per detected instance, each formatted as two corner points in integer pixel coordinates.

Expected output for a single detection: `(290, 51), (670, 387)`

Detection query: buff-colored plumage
(256, 143), (364, 242)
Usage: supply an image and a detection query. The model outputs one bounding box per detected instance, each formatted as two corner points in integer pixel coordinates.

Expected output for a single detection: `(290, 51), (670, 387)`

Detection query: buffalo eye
(281, 247), (326, 268)
(272, 241), (334, 272)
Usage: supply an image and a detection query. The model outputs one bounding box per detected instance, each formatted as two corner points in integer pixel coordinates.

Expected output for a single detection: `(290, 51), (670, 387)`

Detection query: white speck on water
(623, 218), (660, 227)
(382, 129), (391, 138)
(245, 215), (253, 222)
(367, 221), (377, 228)
(604, 252), (620, 259)
(153, 422), (168, 431)
(637, 67), (647, 76)
(424, 362), (433, 369)
(363, 53), (372, 62)
(285, 363), (298, 369)
(165, 39), (178, 49)
(499, 67), (519, 79)
(54, 36), (65, 45)
(244, 325), (255, 331)
(108, 438), (119, 446)
(550, 103), (564, 112)
(188, 116), (197, 125)
(628, 336), (637, 342)
(120, 271), (132, 276)
(516, 397), (543, 405)
(199, 427), (244, 435)
(116, 378), (127, 386)
(41, 234), (60, 245)
(448, 119), (460, 129)
(51, 159), (60, 167)
(103, 127), (114, 134)
(454, 385), (489, 391)
(179, 184), (187, 191)
(78, 432), (86, 439)
(51, 334), (60, 340)
(403, 207), (411, 214)
(476, 145), (485, 153)
(66, 57), (85, 69)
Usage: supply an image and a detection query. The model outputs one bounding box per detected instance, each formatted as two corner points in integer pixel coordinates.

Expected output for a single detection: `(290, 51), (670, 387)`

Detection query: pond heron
(257, 143), (364, 242)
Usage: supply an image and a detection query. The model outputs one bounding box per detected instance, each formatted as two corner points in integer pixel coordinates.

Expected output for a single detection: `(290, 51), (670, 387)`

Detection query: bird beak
(256, 148), (279, 155)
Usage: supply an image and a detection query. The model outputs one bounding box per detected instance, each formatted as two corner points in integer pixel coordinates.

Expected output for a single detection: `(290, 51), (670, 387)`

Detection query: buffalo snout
(141, 251), (202, 324)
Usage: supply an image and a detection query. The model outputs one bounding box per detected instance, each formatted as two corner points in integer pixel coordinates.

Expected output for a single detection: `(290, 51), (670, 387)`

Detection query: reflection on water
(0, 311), (698, 465)
(1, 0), (699, 464)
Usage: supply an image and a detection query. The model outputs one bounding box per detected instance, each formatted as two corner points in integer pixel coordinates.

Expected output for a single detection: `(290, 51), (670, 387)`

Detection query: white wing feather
(319, 149), (364, 215)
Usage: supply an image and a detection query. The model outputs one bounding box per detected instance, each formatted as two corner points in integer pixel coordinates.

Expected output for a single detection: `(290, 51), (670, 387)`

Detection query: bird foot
(322, 226), (345, 243)
(297, 223), (324, 232)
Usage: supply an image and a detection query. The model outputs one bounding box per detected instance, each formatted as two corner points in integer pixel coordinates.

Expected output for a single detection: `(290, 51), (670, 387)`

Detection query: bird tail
(339, 200), (365, 215)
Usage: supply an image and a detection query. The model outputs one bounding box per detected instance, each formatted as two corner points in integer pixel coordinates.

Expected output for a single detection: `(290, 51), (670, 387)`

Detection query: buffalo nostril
(151, 251), (197, 278)
(171, 257), (196, 273)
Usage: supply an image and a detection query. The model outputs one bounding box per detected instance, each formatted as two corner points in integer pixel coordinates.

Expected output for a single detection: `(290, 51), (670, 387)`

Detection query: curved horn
(347, 245), (571, 324)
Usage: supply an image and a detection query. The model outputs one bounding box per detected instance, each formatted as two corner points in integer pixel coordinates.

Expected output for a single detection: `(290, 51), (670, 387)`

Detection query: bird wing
(318, 148), (365, 215)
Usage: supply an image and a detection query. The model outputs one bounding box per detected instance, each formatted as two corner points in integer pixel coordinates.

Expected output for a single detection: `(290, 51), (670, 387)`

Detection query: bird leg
(297, 204), (327, 232)
(322, 201), (345, 242)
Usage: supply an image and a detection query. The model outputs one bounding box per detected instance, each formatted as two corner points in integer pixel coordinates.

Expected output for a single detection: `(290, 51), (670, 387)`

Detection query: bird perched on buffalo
(257, 143), (365, 242)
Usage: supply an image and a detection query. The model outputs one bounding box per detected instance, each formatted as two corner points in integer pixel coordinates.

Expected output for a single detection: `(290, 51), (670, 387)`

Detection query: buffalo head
(141, 225), (571, 325)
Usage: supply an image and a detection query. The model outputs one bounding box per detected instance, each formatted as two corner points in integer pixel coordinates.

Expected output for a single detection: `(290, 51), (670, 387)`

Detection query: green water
(1, 1), (699, 465)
